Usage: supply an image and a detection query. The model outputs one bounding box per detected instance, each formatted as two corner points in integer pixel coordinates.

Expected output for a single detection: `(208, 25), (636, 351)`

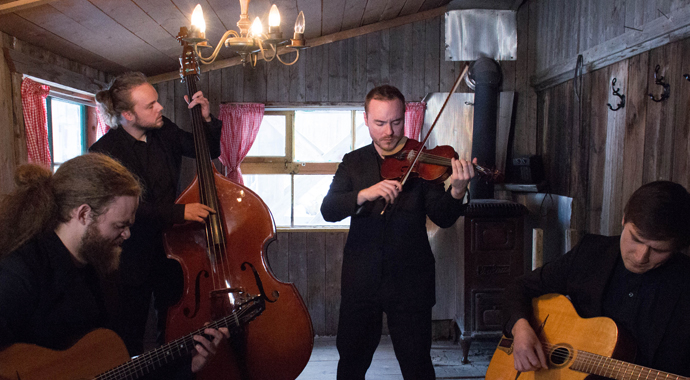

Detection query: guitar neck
(572, 351), (689, 380)
(97, 304), (261, 380)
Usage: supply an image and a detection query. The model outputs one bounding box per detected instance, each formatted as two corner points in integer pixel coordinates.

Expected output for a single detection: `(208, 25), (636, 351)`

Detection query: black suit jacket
(89, 116), (222, 283)
(321, 143), (467, 309)
(504, 234), (690, 375)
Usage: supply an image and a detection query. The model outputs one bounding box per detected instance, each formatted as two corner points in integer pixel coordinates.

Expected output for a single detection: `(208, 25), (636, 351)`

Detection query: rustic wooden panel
(340, 0), (367, 31)
(365, 29), (390, 93)
(388, 23), (411, 97)
(672, 38), (690, 189)
(266, 55), (290, 103)
(620, 52), (649, 213)
(410, 19), (426, 101)
(208, 69), (222, 117)
(306, 233), (326, 336)
(328, 40), (348, 102)
(585, 67), (610, 234)
(381, 0), (406, 21)
(347, 34), (367, 102)
(324, 231), (345, 336)
(289, 51), (306, 102)
(266, 231), (290, 282)
(288, 232), (308, 307)
(305, 44), (328, 102)
(295, 0), (323, 39)
(643, 43), (679, 183)
(0, 36), (16, 195)
(568, 69), (590, 233)
(322, 0), (346, 35)
(243, 60), (267, 103)
(10, 72), (27, 169)
(221, 65), (244, 103)
(600, 61), (627, 236)
(399, 0), (426, 17)
(423, 17), (440, 96)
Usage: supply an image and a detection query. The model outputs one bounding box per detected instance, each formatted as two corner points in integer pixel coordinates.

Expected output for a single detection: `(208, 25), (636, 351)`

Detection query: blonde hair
(95, 72), (148, 127)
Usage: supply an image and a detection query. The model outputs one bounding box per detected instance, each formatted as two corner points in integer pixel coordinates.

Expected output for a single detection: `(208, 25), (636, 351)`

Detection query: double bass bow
(163, 27), (313, 380)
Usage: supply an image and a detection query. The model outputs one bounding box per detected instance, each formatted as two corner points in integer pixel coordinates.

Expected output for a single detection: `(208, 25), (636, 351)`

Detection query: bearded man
(0, 154), (228, 375)
(90, 71), (222, 356)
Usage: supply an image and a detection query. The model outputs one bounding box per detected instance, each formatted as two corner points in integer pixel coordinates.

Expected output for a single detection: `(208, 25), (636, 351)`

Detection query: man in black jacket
(0, 154), (228, 376)
(321, 85), (476, 380)
(90, 72), (222, 356)
(504, 180), (690, 376)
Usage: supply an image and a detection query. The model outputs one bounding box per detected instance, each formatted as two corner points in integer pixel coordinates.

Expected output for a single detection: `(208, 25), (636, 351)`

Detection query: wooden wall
(537, 37), (690, 237)
(265, 231), (347, 337)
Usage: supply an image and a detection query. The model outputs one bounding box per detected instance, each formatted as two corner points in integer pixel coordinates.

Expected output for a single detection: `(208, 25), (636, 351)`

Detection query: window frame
(46, 95), (88, 172)
(240, 107), (366, 230)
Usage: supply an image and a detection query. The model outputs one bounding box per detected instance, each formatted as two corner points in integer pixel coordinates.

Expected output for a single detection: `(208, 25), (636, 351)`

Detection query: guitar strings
(97, 304), (258, 380)
(525, 339), (686, 380)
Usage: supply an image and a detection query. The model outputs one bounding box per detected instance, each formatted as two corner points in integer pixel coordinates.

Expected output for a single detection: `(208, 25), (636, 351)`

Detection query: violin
(381, 137), (502, 184)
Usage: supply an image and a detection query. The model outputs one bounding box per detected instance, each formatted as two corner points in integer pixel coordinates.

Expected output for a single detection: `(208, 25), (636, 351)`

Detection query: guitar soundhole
(549, 345), (573, 367)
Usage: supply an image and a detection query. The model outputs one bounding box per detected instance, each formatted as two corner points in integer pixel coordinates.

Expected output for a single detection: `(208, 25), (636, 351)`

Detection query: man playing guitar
(503, 180), (690, 376)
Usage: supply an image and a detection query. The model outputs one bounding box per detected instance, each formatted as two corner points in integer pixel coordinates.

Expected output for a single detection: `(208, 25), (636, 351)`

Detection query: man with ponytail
(90, 72), (222, 356)
(0, 154), (229, 376)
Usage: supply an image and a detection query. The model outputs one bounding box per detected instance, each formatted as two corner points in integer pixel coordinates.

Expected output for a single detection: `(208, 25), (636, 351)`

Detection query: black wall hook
(649, 65), (670, 102)
(684, 74), (690, 81)
(607, 78), (625, 111)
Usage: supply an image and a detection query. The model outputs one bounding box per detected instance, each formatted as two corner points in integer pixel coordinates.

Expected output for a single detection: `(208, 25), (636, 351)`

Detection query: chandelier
(181, 1), (306, 67)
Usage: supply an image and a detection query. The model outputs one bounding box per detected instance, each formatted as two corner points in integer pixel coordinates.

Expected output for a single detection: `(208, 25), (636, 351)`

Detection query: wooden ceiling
(0, 0), (518, 77)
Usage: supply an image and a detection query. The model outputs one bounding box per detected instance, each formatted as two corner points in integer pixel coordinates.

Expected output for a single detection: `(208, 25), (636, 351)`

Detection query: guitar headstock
(176, 27), (201, 82)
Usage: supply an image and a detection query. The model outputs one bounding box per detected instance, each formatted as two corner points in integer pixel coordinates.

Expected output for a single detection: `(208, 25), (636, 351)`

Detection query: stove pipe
(468, 57), (502, 200)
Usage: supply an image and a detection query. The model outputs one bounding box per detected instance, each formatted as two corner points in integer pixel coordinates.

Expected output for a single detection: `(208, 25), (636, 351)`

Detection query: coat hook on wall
(649, 65), (670, 102)
(684, 74), (690, 81)
(607, 78), (625, 111)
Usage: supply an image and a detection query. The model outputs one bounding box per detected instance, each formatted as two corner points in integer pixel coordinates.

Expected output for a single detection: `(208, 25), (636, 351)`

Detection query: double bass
(163, 28), (313, 380)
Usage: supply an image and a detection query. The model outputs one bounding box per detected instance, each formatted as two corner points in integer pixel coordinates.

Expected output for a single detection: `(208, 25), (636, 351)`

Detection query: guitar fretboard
(95, 300), (263, 380)
(571, 350), (688, 380)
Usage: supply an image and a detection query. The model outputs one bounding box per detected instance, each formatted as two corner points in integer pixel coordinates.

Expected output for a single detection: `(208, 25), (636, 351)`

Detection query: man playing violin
(503, 180), (690, 376)
(0, 154), (229, 377)
(321, 84), (476, 380)
(90, 72), (222, 358)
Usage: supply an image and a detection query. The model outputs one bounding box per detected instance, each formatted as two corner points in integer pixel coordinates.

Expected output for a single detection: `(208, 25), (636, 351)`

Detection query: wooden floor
(296, 336), (497, 380)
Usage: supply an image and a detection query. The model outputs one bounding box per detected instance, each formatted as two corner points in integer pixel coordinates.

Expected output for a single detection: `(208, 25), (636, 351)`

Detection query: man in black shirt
(504, 180), (690, 376)
(321, 85), (476, 380)
(90, 72), (222, 355)
(0, 154), (228, 375)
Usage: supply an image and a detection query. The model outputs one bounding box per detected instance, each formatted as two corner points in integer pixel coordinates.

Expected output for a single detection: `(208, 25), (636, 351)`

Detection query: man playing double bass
(90, 72), (222, 358)
(321, 85), (476, 380)
(503, 180), (690, 375)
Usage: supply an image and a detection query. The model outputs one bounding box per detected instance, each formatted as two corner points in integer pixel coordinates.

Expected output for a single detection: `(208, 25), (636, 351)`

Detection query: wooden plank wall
(537, 37), (690, 237)
(527, 0), (690, 76)
(265, 231), (347, 336)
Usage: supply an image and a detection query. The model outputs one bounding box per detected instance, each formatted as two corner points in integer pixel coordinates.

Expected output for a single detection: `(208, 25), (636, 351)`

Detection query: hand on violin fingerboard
(357, 180), (402, 206)
(449, 158), (477, 199)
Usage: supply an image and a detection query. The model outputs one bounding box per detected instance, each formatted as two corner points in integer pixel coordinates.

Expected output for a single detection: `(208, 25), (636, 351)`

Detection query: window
(241, 109), (372, 228)
(46, 96), (87, 172)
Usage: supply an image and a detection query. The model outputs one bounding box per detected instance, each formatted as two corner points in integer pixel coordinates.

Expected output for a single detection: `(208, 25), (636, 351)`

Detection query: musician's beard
(79, 222), (122, 277)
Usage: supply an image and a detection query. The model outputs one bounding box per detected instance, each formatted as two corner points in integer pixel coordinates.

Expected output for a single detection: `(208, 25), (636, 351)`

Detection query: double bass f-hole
(184, 269), (210, 318)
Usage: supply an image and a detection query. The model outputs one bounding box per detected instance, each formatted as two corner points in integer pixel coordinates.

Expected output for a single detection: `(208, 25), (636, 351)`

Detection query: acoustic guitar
(485, 294), (688, 380)
(0, 296), (263, 380)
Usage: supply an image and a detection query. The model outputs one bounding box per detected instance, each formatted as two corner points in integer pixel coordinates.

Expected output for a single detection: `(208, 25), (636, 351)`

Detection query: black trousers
(336, 297), (435, 380)
(115, 257), (183, 356)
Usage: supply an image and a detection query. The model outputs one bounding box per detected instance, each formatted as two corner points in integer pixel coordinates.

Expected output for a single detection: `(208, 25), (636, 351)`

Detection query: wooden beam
(148, 6), (448, 84)
(532, 3), (690, 92)
(4, 47), (106, 93)
(0, 0), (57, 15)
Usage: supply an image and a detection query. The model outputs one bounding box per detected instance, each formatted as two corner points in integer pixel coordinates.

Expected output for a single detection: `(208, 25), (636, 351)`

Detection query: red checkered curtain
(404, 102), (426, 140)
(96, 108), (110, 139)
(21, 78), (51, 168)
(218, 103), (265, 184)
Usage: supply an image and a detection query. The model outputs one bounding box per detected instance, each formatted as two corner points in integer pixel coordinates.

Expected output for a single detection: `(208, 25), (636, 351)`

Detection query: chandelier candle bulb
(290, 11), (305, 47)
(268, 4), (282, 36)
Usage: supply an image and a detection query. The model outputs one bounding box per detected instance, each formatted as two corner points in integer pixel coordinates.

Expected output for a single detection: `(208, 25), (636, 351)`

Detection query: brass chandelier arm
(194, 29), (241, 64)
(275, 49), (299, 65)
